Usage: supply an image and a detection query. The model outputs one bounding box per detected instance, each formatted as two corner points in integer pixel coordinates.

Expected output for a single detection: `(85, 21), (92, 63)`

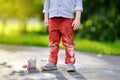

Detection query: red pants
(48, 17), (75, 64)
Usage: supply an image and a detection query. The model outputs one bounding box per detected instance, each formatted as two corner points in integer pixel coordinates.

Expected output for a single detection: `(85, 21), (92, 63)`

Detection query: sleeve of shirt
(75, 0), (83, 12)
(43, 0), (50, 13)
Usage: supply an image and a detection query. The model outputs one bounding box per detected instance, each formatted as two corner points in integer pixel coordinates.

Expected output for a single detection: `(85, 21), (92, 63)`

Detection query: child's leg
(48, 18), (61, 64)
(60, 18), (75, 64)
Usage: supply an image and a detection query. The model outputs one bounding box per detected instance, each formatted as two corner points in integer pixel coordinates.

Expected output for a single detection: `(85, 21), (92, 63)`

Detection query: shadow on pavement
(42, 70), (87, 80)
(27, 67), (40, 74)
(68, 71), (87, 80)
(9, 70), (27, 76)
(42, 70), (68, 80)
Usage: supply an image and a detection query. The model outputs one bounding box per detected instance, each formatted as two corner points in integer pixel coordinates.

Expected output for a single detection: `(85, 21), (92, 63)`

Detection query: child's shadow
(8, 68), (86, 80)
(42, 70), (86, 80)
(68, 71), (87, 80)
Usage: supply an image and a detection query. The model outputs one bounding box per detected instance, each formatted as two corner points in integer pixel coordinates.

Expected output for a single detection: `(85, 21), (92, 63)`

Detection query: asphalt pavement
(0, 44), (120, 80)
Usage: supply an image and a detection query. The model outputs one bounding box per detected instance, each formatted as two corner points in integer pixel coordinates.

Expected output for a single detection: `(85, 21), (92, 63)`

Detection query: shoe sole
(41, 67), (57, 71)
(67, 69), (76, 72)
(66, 68), (76, 72)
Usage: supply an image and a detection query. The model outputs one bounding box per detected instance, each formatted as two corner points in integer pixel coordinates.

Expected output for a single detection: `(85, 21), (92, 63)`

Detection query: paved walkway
(0, 45), (120, 80)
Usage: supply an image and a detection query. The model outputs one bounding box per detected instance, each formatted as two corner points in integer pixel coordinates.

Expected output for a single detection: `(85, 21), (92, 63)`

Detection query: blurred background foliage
(0, 0), (119, 41)
(79, 0), (120, 42)
(0, 0), (120, 55)
(0, 0), (44, 35)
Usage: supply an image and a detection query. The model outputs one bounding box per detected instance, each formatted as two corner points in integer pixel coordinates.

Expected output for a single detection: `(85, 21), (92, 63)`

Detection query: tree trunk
(1, 18), (7, 35)
(19, 18), (27, 34)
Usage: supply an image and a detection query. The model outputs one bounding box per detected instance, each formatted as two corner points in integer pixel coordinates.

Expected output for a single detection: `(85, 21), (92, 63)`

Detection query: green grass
(0, 33), (120, 56)
(75, 39), (120, 55)
(0, 33), (48, 47)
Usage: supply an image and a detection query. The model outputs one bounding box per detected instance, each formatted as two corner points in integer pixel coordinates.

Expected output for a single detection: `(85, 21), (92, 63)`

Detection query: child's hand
(44, 13), (49, 27)
(44, 18), (49, 27)
(72, 18), (80, 31)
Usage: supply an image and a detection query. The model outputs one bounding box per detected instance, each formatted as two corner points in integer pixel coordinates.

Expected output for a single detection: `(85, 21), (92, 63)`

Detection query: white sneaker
(66, 63), (76, 72)
(41, 62), (57, 71)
